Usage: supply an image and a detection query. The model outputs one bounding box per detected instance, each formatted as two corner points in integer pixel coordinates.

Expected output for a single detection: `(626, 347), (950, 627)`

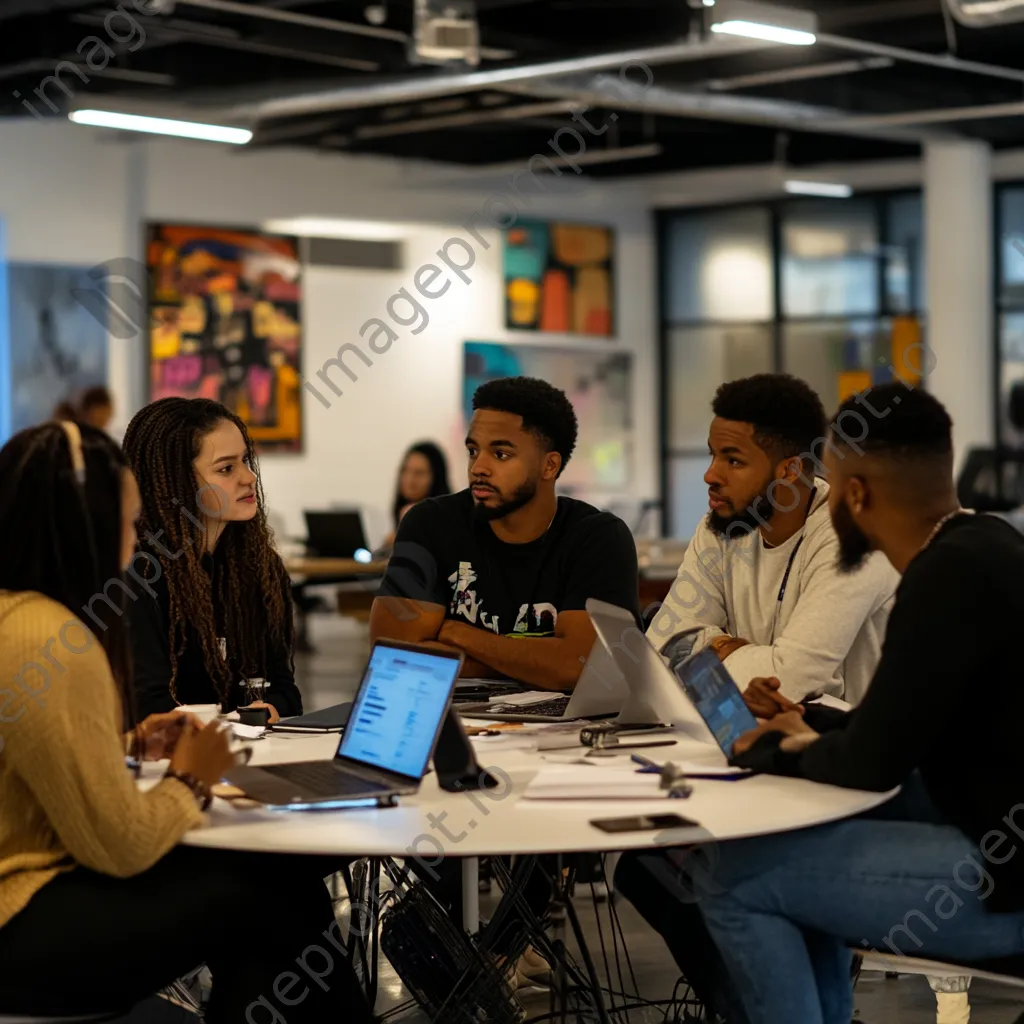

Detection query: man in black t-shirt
(372, 376), (639, 689)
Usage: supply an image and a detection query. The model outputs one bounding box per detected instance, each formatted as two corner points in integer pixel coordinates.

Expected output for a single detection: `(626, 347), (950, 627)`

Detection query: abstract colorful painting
(463, 341), (632, 488)
(7, 264), (108, 436)
(503, 221), (614, 336)
(146, 224), (302, 452)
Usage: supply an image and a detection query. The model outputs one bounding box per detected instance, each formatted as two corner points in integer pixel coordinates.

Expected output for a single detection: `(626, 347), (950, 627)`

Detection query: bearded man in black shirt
(372, 376), (640, 687)
(670, 383), (1024, 1024)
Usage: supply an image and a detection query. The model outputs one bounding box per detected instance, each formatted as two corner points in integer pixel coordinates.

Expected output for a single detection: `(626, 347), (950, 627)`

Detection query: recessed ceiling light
(784, 180), (854, 198)
(69, 109), (251, 144)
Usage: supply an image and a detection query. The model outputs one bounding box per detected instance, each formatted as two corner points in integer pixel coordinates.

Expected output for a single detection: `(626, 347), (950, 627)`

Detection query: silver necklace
(920, 507), (972, 553)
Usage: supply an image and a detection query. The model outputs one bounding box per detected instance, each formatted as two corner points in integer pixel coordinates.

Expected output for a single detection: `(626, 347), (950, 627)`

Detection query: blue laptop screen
(338, 645), (460, 778)
(675, 650), (758, 755)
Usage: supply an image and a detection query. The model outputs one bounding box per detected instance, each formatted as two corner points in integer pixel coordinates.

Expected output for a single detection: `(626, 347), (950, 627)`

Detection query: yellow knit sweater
(0, 591), (204, 929)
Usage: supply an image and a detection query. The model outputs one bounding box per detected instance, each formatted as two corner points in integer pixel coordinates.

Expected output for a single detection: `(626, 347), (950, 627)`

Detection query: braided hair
(0, 421), (132, 710)
(123, 398), (293, 705)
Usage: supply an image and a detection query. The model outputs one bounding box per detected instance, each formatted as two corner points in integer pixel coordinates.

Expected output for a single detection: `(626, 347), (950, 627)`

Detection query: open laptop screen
(674, 650), (758, 755)
(339, 644), (461, 778)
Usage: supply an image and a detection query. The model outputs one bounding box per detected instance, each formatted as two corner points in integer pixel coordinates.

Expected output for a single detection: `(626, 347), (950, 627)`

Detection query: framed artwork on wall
(503, 220), (614, 336)
(463, 340), (633, 488)
(146, 223), (303, 453)
(7, 263), (108, 435)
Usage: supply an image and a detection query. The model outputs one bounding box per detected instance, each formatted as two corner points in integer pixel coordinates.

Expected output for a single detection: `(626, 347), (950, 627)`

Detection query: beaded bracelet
(164, 768), (213, 811)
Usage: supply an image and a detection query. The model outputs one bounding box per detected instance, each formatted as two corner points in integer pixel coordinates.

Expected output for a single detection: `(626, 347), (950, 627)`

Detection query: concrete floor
(121, 610), (1024, 1022)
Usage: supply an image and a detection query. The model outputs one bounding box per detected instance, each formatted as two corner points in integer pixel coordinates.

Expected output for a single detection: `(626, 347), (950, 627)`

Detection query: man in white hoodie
(647, 372), (897, 705)
(618, 374), (900, 1024)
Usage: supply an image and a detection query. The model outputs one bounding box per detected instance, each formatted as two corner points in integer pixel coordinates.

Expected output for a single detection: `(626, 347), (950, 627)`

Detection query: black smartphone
(590, 813), (700, 834)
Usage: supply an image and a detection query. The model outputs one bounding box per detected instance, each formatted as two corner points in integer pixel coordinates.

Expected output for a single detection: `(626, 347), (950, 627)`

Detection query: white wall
(0, 120), (657, 543)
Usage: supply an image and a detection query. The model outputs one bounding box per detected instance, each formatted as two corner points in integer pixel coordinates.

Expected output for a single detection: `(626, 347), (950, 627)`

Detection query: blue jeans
(697, 818), (1024, 1024)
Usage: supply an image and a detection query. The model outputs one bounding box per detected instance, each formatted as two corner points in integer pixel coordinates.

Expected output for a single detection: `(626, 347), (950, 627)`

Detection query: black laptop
(224, 640), (463, 808)
(304, 510), (368, 558)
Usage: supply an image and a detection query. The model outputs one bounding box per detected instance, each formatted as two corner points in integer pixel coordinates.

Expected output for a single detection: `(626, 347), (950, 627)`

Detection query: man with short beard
(371, 376), (639, 989)
(372, 375), (639, 688)
(647, 373), (897, 705)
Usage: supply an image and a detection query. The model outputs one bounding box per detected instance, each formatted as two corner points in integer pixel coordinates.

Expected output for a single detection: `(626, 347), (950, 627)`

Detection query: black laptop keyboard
(261, 762), (390, 797)
(487, 696), (570, 718)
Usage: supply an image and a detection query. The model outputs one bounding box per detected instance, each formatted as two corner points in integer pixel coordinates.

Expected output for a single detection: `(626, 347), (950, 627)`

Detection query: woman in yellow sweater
(0, 420), (374, 1022)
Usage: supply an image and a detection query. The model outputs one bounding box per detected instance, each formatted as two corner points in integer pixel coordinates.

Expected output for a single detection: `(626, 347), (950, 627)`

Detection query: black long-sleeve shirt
(128, 544), (303, 722)
(737, 513), (1024, 912)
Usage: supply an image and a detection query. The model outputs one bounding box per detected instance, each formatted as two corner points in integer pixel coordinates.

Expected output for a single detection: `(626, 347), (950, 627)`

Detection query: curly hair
(713, 373), (827, 464)
(472, 376), (578, 476)
(123, 398), (293, 705)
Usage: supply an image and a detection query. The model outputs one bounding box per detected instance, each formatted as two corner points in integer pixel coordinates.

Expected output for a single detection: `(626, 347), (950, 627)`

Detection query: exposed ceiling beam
(819, 98), (1024, 129)
(353, 99), (580, 139)
(502, 73), (943, 146)
(707, 57), (894, 92)
(174, 0), (516, 59)
(816, 31), (1024, 85)
(70, 10), (382, 71)
(208, 35), (768, 120)
(0, 57), (174, 85)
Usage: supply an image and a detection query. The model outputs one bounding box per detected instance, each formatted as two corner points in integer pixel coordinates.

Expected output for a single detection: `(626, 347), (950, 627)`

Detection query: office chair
(957, 381), (1024, 512)
(858, 950), (1024, 1024)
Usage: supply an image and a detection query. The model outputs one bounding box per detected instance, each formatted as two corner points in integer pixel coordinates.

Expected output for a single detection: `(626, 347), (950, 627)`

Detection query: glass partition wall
(658, 193), (924, 538)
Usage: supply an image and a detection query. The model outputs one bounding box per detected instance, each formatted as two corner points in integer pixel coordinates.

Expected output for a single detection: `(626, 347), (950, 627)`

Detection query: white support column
(924, 139), (994, 472)
(107, 138), (148, 432)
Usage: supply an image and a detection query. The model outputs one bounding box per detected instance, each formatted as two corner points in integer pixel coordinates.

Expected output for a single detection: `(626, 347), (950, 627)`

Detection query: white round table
(179, 729), (892, 857)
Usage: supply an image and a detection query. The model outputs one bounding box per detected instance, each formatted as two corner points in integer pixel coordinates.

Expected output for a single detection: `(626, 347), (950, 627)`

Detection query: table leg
(462, 857), (480, 932)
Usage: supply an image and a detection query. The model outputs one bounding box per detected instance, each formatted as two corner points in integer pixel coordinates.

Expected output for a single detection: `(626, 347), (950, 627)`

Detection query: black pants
(0, 846), (376, 1023)
(615, 850), (749, 1024)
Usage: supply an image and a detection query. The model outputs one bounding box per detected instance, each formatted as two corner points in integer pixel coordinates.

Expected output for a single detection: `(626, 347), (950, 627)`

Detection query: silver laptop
(586, 598), (717, 742)
(225, 640), (462, 808)
(456, 638), (628, 723)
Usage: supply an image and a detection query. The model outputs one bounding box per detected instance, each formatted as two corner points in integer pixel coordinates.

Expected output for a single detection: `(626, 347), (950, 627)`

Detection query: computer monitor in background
(304, 510), (369, 558)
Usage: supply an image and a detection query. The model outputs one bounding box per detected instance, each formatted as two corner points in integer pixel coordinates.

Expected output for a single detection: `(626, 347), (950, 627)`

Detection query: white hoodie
(646, 480), (897, 704)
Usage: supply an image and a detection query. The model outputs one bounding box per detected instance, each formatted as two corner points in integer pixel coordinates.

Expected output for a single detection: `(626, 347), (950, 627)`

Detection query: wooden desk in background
(283, 556), (388, 648)
(284, 557), (389, 577)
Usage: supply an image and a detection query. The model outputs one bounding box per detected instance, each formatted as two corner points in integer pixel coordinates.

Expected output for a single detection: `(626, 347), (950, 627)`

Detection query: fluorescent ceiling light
(711, 20), (815, 44)
(68, 109), (251, 144)
(784, 180), (854, 198)
(261, 217), (407, 240)
(710, 0), (817, 45)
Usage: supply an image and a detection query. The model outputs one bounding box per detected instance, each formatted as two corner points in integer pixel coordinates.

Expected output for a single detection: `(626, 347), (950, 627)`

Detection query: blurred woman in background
(383, 441), (450, 550)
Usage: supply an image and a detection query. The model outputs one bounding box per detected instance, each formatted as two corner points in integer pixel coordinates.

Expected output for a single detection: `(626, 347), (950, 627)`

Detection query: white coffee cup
(177, 704), (221, 725)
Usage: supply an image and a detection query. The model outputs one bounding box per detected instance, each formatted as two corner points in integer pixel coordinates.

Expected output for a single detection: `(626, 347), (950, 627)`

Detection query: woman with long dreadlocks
(124, 397), (303, 722)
